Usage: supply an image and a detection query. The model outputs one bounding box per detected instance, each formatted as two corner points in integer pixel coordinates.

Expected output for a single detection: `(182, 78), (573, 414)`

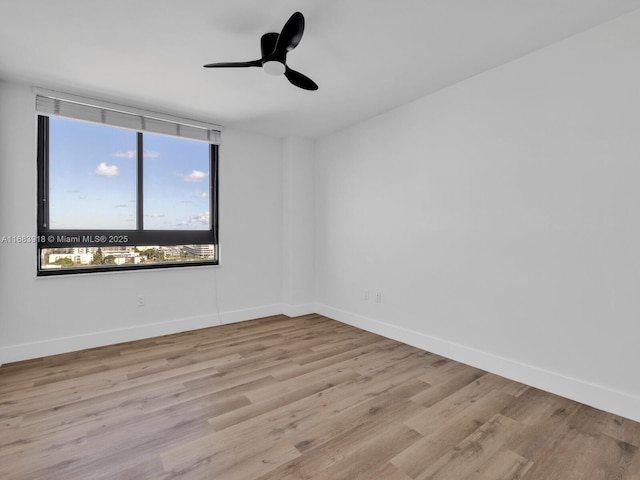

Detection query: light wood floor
(1, 314), (639, 479)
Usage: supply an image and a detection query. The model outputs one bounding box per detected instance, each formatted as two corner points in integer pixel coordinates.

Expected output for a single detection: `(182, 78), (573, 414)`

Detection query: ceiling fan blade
(275, 12), (305, 54)
(261, 33), (279, 59)
(284, 67), (318, 91)
(203, 60), (261, 68)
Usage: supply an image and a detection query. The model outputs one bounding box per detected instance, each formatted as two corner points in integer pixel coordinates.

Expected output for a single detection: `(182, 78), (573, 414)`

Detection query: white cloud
(183, 170), (207, 183)
(196, 192), (209, 198)
(112, 150), (158, 159)
(146, 213), (165, 218)
(112, 150), (136, 159)
(95, 162), (119, 177)
(114, 204), (128, 208)
(194, 212), (209, 224)
(178, 212), (210, 227)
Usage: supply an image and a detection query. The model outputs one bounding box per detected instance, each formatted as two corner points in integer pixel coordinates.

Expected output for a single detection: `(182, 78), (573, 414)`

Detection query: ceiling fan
(204, 12), (318, 91)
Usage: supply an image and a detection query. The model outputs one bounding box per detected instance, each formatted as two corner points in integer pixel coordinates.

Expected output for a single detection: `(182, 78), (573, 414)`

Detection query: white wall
(315, 11), (640, 422)
(0, 81), (285, 363)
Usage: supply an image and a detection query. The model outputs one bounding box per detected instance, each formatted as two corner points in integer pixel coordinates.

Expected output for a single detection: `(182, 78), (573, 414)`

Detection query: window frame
(36, 115), (219, 276)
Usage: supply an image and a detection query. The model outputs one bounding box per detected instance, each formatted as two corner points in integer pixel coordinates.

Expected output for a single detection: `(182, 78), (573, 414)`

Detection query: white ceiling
(1, 0), (639, 138)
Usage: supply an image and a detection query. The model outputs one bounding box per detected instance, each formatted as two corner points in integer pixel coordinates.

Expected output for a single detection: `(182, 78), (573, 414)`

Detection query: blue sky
(49, 117), (210, 230)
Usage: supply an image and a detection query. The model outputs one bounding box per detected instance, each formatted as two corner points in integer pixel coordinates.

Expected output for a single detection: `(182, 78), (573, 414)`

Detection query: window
(36, 91), (220, 275)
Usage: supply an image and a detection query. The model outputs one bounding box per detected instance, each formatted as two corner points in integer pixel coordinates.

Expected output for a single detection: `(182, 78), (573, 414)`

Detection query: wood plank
(413, 414), (523, 480)
(467, 447), (534, 480)
(391, 389), (516, 477)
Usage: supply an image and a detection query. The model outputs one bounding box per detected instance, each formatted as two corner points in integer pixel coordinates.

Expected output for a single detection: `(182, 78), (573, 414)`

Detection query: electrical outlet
(364, 290), (370, 301)
(375, 292), (382, 303)
(137, 295), (145, 307)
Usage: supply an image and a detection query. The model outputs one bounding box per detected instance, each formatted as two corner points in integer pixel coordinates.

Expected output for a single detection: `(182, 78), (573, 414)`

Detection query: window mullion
(137, 132), (144, 231)
(37, 116), (50, 230)
(211, 144), (218, 243)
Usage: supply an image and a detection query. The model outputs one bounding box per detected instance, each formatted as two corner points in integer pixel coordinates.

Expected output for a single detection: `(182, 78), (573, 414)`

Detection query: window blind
(35, 90), (221, 145)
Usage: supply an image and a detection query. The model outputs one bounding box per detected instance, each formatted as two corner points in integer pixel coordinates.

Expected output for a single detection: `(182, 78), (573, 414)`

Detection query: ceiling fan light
(263, 61), (285, 76)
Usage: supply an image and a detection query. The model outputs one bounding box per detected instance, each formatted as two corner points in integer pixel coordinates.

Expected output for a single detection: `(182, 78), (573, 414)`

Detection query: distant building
(102, 246), (142, 264)
(160, 246), (182, 257)
(183, 244), (215, 258)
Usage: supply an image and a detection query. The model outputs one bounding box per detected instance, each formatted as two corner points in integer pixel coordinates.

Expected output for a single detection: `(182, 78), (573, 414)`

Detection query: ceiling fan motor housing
(263, 60), (286, 76)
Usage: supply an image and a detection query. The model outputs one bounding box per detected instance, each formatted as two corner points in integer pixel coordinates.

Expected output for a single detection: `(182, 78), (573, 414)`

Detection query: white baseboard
(280, 303), (317, 318)
(315, 304), (640, 424)
(217, 304), (284, 325)
(0, 304), (284, 365)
